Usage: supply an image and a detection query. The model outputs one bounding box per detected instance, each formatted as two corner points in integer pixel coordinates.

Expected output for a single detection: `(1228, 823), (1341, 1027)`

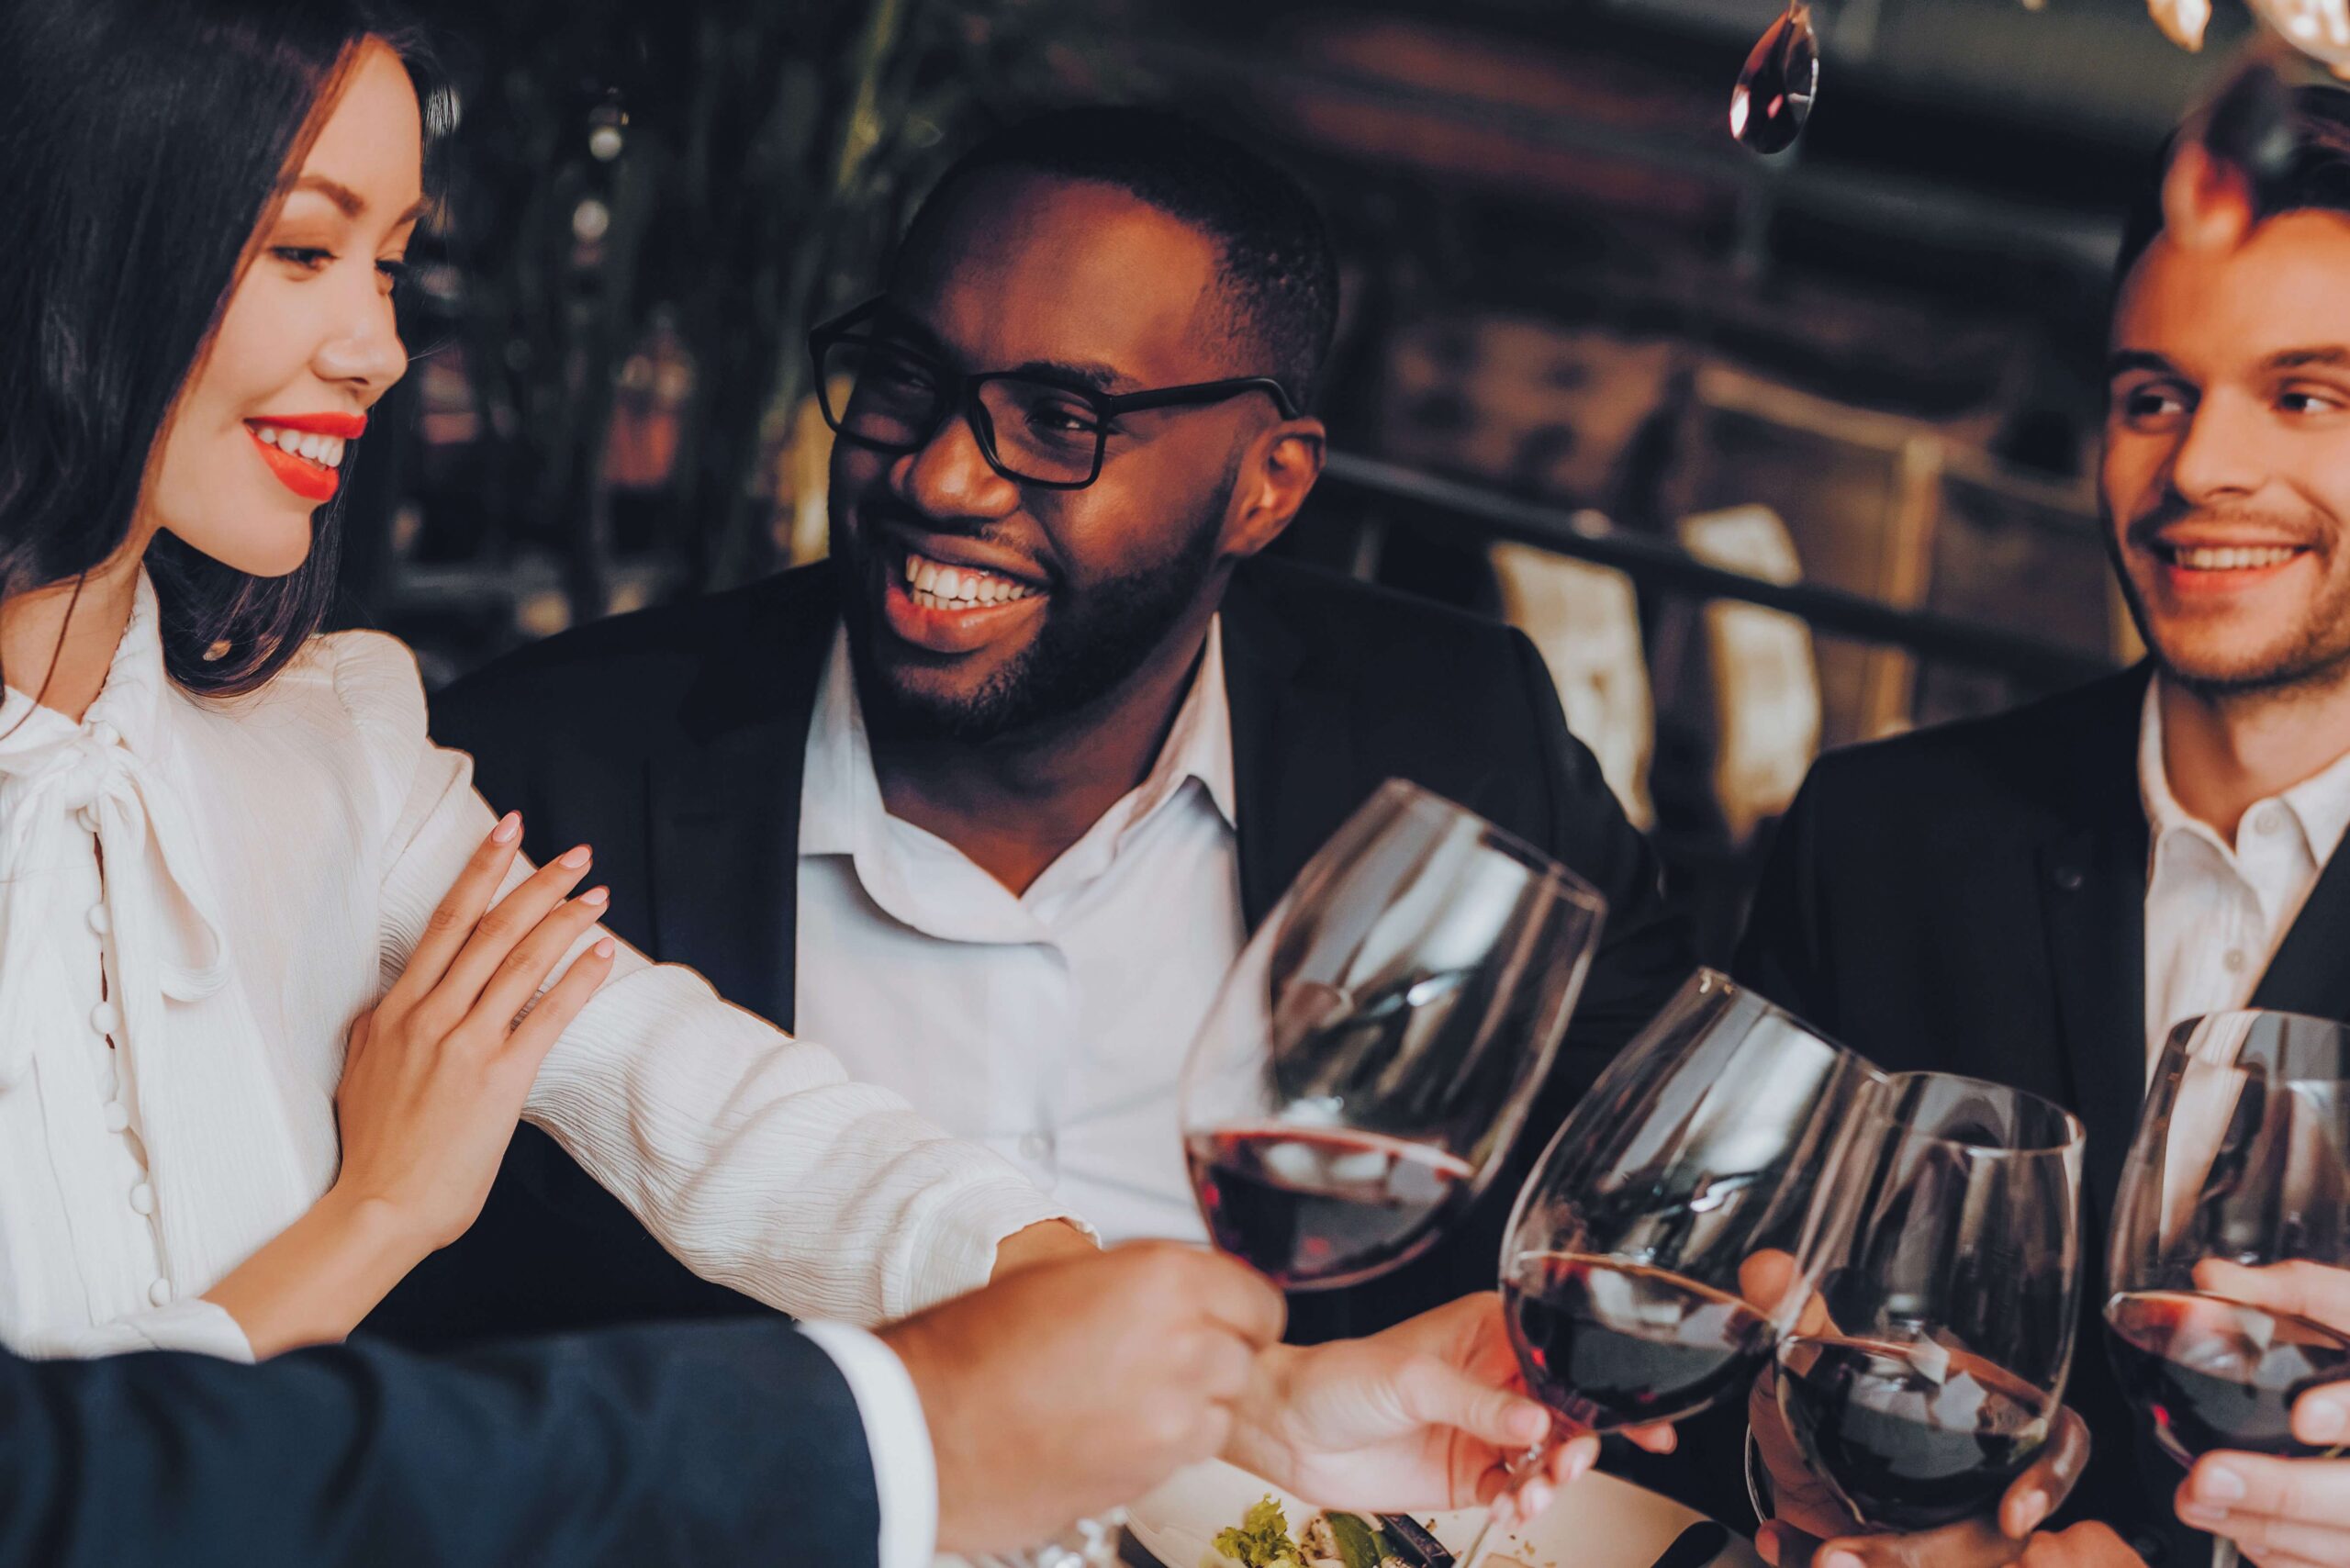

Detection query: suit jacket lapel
(1223, 566), (1362, 931)
(2035, 667), (2155, 1242)
(647, 566), (838, 1032)
(2251, 845), (2350, 1022)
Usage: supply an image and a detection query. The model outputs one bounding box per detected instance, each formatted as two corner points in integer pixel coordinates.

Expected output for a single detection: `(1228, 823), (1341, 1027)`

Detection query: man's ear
(1222, 418), (1327, 560)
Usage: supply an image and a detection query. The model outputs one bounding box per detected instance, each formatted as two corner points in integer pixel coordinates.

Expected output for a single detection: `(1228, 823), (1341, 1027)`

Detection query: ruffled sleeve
(325, 632), (1080, 1325)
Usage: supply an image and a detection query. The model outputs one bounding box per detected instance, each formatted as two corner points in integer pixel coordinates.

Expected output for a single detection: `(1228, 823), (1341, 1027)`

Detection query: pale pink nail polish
(580, 886), (610, 907)
(559, 844), (591, 868)
(593, 938), (616, 958)
(491, 812), (520, 844)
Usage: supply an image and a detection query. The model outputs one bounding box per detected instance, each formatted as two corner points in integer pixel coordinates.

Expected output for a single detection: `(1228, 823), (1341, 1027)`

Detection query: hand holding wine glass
(1774, 1074), (2083, 1529)
(2106, 1011), (2350, 1568)
(1751, 1072), (2091, 1568)
(995, 782), (1611, 1567)
(1749, 1370), (2090, 1568)
(1458, 971), (1886, 1567)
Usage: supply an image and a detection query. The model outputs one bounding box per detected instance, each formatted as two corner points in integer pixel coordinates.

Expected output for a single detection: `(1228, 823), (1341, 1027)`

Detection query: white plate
(1121, 1457), (1764, 1568)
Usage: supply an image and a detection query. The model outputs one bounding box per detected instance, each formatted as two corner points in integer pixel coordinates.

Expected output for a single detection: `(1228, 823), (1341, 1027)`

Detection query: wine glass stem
(2213, 1538), (2240, 1568)
(1455, 1440), (1554, 1568)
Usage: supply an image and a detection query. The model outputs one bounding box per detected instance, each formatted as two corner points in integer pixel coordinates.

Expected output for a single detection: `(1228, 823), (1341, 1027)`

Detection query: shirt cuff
(798, 1321), (937, 1568)
(21, 1299), (257, 1362)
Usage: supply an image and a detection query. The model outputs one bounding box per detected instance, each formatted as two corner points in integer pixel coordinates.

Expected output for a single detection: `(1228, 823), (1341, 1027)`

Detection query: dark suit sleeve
(1507, 628), (1695, 1090)
(1729, 765), (1838, 1033)
(0, 1321), (882, 1568)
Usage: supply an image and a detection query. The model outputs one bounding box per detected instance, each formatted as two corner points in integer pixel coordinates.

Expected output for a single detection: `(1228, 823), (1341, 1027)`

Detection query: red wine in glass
(1776, 1334), (2053, 1530)
(1186, 1126), (1475, 1290)
(1502, 1250), (1777, 1430)
(2106, 1291), (2350, 1465)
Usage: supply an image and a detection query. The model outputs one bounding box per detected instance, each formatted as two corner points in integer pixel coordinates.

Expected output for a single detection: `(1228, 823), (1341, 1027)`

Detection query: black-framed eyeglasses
(808, 297), (1303, 491)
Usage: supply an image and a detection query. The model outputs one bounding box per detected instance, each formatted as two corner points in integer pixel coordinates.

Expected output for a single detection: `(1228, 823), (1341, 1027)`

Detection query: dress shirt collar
(2140, 676), (2350, 875)
(800, 617), (1237, 924)
(0, 571), (166, 762)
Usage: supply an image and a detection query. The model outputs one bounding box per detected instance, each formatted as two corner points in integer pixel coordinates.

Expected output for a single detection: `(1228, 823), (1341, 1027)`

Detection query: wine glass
(1460, 970), (1887, 1567)
(2107, 1010), (2350, 1568)
(1774, 1073), (2084, 1533)
(988, 780), (1610, 1568)
(1181, 778), (1609, 1292)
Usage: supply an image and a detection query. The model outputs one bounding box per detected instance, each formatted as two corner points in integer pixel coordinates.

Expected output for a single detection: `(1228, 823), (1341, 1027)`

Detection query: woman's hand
(204, 812), (616, 1355)
(331, 812), (615, 1249)
(1221, 1291), (1673, 1531)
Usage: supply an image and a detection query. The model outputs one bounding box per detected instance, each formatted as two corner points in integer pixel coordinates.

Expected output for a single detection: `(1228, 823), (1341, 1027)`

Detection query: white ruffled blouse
(0, 576), (1073, 1361)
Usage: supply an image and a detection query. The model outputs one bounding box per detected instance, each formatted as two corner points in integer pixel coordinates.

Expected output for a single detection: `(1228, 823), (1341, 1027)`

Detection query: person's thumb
(1393, 1354), (1551, 1450)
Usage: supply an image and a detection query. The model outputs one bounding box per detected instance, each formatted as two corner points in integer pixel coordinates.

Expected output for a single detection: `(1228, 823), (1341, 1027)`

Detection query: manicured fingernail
(1513, 1406), (1549, 1444)
(2199, 1465), (2246, 1504)
(559, 844), (591, 868)
(1521, 1484), (1553, 1518)
(593, 938), (616, 958)
(1755, 1526), (1781, 1567)
(2302, 1396), (2347, 1440)
(579, 886), (610, 907)
(492, 812), (520, 843)
(2178, 1504), (2230, 1529)
(1822, 1551), (1864, 1568)
(2013, 1490), (2051, 1533)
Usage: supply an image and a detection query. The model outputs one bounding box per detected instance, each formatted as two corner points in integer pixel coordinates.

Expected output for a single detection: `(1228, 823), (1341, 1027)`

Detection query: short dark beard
(2109, 504), (2350, 702)
(841, 498), (1227, 745)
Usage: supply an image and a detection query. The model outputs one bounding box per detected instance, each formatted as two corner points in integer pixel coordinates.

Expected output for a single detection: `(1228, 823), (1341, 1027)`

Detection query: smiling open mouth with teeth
(902, 549), (1044, 610)
(251, 424), (348, 469)
(2158, 543), (2307, 571)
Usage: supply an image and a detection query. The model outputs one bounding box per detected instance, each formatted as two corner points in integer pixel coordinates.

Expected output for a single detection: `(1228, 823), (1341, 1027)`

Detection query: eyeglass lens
(819, 338), (1107, 486)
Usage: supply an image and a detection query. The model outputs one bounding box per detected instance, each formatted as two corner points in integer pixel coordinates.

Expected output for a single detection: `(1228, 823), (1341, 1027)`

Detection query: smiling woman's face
(141, 39), (422, 579)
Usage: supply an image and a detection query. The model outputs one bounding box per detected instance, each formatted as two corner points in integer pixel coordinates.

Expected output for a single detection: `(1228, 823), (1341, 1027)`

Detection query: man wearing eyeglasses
(383, 106), (1687, 1351)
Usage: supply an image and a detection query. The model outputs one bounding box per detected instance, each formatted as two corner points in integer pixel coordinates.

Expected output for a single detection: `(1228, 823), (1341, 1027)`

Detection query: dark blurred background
(358, 0), (2242, 956)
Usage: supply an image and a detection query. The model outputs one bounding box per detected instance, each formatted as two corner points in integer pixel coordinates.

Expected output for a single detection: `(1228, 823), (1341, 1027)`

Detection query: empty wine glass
(2107, 1011), (2350, 1568)
(1774, 1073), (2083, 1533)
(1460, 970), (1886, 1567)
(1181, 778), (1609, 1291)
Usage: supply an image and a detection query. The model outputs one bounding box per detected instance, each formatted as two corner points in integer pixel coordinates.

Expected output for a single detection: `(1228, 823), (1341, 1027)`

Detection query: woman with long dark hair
(0, 0), (1083, 1362)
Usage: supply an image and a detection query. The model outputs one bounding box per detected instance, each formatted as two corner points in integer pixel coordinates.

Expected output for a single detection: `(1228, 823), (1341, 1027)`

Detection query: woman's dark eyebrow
(287, 174), (430, 228)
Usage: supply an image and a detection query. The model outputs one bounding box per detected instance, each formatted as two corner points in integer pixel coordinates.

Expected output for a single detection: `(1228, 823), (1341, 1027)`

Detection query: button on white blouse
(0, 576), (1075, 1361)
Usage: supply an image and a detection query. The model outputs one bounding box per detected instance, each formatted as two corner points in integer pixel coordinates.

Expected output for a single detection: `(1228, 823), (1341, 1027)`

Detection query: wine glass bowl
(2109, 1012), (2350, 1468)
(2106, 1010), (2350, 1568)
(1181, 779), (1608, 1291)
(1496, 970), (1886, 1433)
(1774, 1073), (2084, 1533)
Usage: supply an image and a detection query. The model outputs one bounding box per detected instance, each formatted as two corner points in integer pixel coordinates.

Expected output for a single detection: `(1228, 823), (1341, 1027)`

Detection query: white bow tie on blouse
(0, 579), (312, 1352)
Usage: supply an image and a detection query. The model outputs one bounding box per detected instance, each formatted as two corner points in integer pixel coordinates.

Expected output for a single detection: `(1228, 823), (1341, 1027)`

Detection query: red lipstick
(244, 412), (365, 504)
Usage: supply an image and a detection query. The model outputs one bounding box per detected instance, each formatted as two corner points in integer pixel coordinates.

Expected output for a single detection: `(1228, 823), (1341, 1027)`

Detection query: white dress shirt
(0, 574), (1077, 1370)
(796, 622), (1247, 1245)
(2140, 677), (2350, 1076)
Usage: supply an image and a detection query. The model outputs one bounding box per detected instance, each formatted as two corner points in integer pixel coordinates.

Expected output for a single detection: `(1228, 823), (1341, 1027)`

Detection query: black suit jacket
(368, 555), (1691, 1349)
(0, 1321), (878, 1567)
(1731, 666), (2350, 1559)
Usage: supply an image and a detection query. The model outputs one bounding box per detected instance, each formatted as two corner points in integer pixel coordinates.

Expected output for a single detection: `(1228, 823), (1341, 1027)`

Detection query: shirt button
(2255, 804), (2288, 835)
(102, 1101), (130, 1134)
(89, 1002), (118, 1036)
(129, 1182), (154, 1216)
(1018, 1131), (1052, 1162)
(147, 1278), (172, 1307)
(2224, 948), (2249, 974)
(86, 903), (110, 935)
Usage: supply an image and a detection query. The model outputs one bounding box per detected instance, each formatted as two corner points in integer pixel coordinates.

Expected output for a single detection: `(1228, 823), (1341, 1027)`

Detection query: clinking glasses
(808, 298), (1302, 491)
